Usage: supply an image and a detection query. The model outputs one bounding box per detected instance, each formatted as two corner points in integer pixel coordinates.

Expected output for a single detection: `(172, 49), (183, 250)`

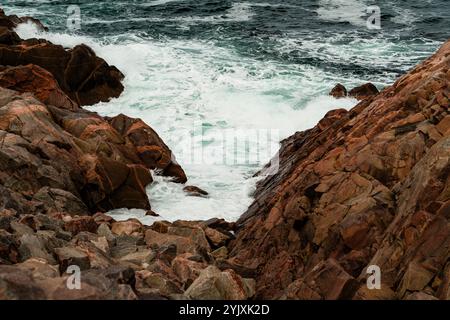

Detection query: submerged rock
(183, 186), (209, 197)
(329, 83), (348, 98)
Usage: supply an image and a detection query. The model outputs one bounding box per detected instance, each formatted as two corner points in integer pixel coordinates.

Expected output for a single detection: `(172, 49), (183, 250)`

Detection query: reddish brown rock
(0, 64), (79, 110)
(64, 216), (98, 235)
(0, 41), (124, 106)
(111, 219), (144, 237)
(0, 8), (123, 107)
(348, 82), (379, 100)
(108, 114), (187, 183)
(329, 83), (348, 98)
(0, 27), (21, 45)
(184, 266), (251, 300)
(229, 40), (450, 299)
(0, 88), (154, 213)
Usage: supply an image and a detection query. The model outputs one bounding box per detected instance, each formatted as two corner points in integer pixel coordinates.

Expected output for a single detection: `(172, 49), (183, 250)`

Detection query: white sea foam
(14, 20), (359, 222)
(142, 0), (180, 7)
(317, 0), (369, 27)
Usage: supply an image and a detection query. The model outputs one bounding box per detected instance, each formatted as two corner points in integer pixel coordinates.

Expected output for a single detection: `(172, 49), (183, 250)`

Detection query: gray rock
(184, 266), (248, 300)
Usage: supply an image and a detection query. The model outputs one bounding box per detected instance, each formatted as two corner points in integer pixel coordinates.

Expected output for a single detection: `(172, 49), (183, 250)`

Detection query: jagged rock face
(0, 64), (79, 110)
(0, 10), (187, 214)
(228, 40), (450, 300)
(0, 10), (123, 106)
(0, 87), (152, 212)
(107, 114), (187, 183)
(0, 9), (229, 301)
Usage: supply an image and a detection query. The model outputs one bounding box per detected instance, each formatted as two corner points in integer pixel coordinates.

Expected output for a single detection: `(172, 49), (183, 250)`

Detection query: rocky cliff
(0, 8), (448, 300)
(0, 9), (251, 300)
(227, 39), (450, 300)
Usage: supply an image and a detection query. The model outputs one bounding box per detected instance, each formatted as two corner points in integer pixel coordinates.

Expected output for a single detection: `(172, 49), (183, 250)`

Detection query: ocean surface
(3, 0), (448, 223)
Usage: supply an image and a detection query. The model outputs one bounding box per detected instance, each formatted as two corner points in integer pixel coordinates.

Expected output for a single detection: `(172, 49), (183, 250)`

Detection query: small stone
(183, 186), (209, 198)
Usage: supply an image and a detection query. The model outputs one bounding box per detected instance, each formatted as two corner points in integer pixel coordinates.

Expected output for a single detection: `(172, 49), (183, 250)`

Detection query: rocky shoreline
(0, 9), (247, 300)
(230, 39), (450, 300)
(0, 9), (449, 300)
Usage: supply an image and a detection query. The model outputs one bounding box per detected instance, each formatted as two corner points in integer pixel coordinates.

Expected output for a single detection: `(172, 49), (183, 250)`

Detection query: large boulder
(348, 82), (379, 100)
(0, 9), (123, 106)
(107, 114), (187, 183)
(0, 41), (124, 106)
(184, 266), (252, 300)
(0, 64), (79, 110)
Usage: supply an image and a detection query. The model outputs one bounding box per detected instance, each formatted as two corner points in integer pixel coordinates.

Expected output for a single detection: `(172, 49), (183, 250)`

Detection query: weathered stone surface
(18, 233), (56, 264)
(107, 114), (187, 183)
(0, 38), (123, 106)
(119, 249), (154, 266)
(0, 229), (20, 264)
(184, 266), (250, 300)
(15, 258), (59, 280)
(167, 226), (210, 252)
(145, 229), (198, 255)
(229, 40), (450, 299)
(0, 87), (154, 213)
(172, 254), (207, 289)
(284, 259), (359, 300)
(329, 83), (348, 98)
(205, 227), (230, 248)
(33, 187), (89, 216)
(183, 186), (209, 197)
(211, 246), (229, 260)
(111, 219), (143, 237)
(0, 27), (21, 45)
(64, 216), (98, 235)
(0, 64), (79, 110)
(348, 83), (379, 100)
(137, 270), (183, 297)
(54, 246), (91, 272)
(0, 265), (46, 299)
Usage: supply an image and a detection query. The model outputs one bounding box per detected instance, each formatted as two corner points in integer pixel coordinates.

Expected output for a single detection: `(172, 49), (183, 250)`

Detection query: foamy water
(9, 0), (446, 223)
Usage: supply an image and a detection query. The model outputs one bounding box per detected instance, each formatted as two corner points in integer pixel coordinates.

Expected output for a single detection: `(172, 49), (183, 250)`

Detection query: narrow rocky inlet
(0, 8), (449, 300)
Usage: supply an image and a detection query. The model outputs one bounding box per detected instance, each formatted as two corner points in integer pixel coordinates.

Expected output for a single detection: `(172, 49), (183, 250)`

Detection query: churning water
(4, 0), (448, 223)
